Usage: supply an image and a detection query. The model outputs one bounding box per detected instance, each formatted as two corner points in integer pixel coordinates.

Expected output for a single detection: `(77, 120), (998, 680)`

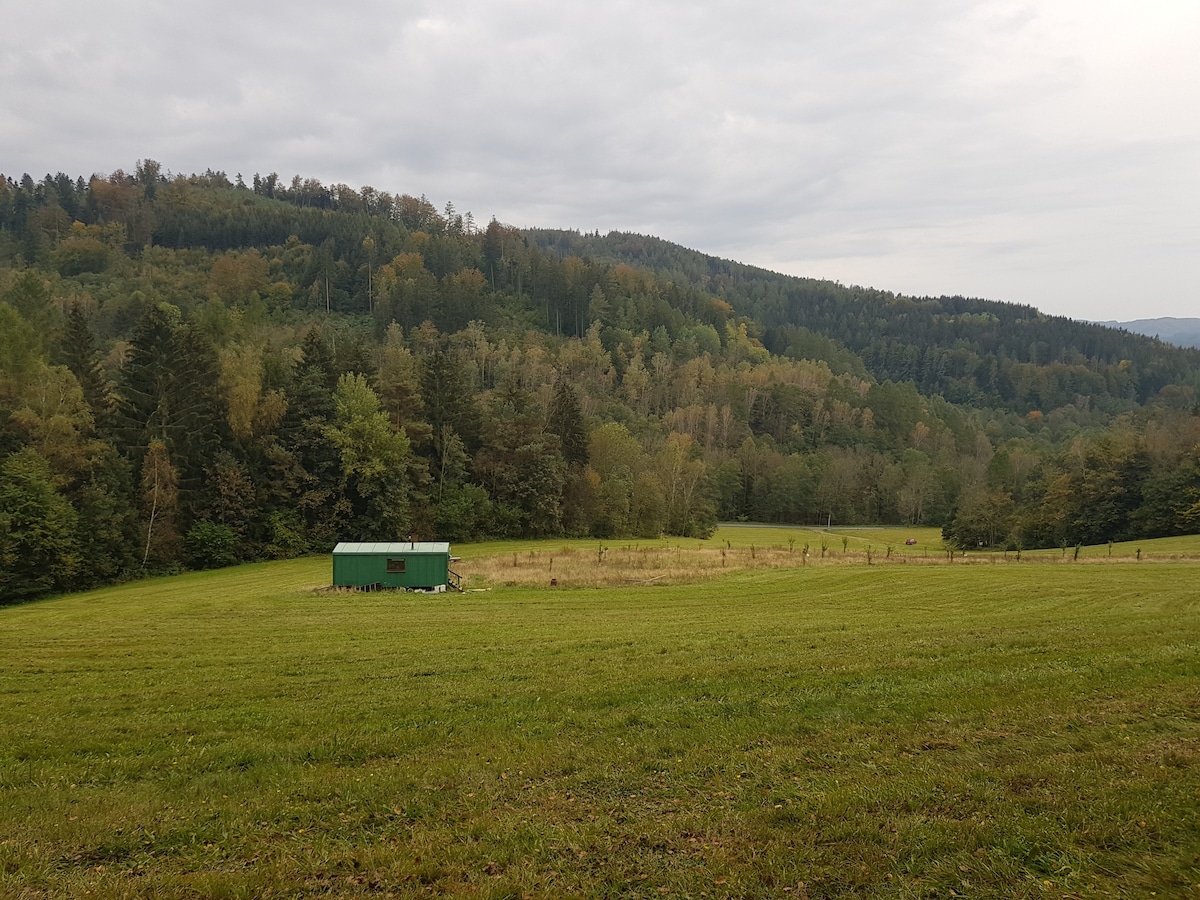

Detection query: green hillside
(526, 229), (1200, 409)
(1, 165), (1199, 602)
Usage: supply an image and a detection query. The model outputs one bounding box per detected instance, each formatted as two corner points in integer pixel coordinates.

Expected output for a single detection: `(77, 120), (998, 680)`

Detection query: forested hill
(2, 165), (1199, 603)
(526, 229), (1200, 411)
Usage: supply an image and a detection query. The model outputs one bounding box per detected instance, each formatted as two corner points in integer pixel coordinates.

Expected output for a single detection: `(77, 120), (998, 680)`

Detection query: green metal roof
(332, 542), (451, 555)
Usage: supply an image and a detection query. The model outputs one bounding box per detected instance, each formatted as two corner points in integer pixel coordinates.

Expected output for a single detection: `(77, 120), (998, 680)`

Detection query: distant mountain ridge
(1096, 318), (1200, 349)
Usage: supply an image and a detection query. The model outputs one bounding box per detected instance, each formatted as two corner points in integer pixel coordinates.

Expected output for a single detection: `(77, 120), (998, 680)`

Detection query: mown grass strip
(2, 557), (1198, 897)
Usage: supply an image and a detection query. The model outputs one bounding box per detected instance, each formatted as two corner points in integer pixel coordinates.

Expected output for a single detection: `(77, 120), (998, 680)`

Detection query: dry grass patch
(460, 541), (954, 588)
(456, 531), (1200, 589)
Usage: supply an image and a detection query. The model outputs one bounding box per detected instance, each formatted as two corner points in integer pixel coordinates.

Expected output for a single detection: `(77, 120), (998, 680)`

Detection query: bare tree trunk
(143, 466), (159, 567)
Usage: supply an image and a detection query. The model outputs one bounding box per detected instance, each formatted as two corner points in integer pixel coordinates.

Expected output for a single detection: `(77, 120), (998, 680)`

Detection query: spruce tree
(549, 377), (588, 468)
(59, 302), (111, 425)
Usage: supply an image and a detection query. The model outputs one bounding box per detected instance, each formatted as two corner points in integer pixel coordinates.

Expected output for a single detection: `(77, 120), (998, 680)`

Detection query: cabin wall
(332, 552), (449, 589)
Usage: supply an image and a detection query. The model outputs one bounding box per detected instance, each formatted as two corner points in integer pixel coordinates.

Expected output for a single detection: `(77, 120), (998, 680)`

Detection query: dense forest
(2, 162), (1198, 603)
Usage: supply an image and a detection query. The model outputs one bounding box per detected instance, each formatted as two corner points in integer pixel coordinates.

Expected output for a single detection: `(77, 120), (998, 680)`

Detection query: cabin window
(386, 558), (406, 573)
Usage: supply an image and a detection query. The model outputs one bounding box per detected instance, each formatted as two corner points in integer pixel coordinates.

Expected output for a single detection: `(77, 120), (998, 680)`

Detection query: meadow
(1, 528), (1199, 898)
(460, 526), (1200, 589)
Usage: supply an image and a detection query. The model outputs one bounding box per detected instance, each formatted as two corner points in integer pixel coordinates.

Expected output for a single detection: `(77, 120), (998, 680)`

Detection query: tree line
(1, 164), (1198, 603)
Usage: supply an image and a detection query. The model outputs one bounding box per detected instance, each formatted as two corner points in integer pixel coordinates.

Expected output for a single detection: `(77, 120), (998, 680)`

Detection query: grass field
(459, 527), (1200, 590)
(2, 535), (1199, 898)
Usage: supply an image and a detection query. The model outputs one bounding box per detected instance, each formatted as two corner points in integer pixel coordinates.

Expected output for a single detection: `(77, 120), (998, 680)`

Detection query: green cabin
(332, 542), (459, 591)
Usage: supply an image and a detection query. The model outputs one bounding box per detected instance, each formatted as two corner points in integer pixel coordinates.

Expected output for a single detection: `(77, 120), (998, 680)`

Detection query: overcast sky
(2, 0), (1197, 321)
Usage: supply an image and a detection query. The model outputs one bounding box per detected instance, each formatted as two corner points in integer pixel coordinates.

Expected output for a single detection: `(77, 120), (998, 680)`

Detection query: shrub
(185, 521), (238, 569)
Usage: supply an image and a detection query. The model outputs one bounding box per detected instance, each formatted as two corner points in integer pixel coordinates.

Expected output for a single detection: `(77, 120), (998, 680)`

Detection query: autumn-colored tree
(656, 433), (715, 537)
(209, 249), (269, 306)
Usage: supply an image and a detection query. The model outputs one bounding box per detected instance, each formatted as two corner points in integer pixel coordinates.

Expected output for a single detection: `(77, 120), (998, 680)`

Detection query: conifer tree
(548, 376), (588, 468)
(59, 302), (111, 425)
